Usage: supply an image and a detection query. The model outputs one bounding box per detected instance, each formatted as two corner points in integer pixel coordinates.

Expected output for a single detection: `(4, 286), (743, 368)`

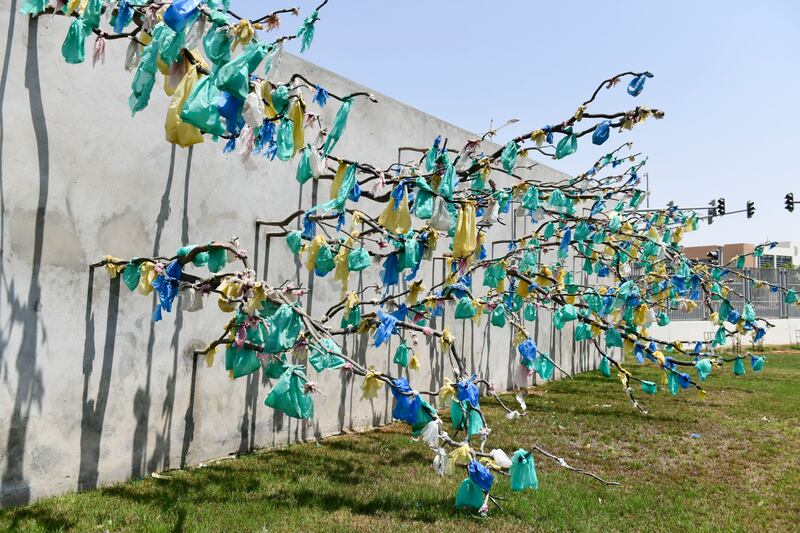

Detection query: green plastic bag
(785, 289), (798, 304)
(410, 399), (436, 436)
(309, 338), (346, 372)
(641, 380), (657, 395)
(264, 365), (314, 419)
(501, 140), (518, 174)
(467, 408), (484, 438)
(158, 26), (186, 66)
(271, 85), (289, 114)
(455, 478), (484, 509)
(414, 179), (435, 219)
(534, 355), (554, 380)
(657, 312), (670, 327)
(714, 326), (727, 347)
(82, 0), (103, 30)
(553, 304), (578, 329)
(393, 342), (410, 367)
(203, 25), (232, 66)
(347, 248), (371, 271)
(180, 75), (226, 137)
(450, 399), (465, 430)
(296, 145), (314, 184)
(524, 303), (537, 321)
(287, 231), (303, 254)
(263, 356), (287, 379)
(314, 244), (335, 274)
(276, 117), (295, 161)
(62, 19), (88, 64)
(667, 372), (679, 395)
(522, 186), (540, 211)
(695, 358), (712, 381)
(733, 357), (745, 376)
(122, 263), (141, 292)
(21, 0), (48, 15)
(510, 449), (538, 491)
(129, 25), (166, 115)
(217, 42), (269, 101)
(605, 328), (623, 348)
(742, 303), (756, 323)
(454, 297), (476, 319)
(263, 304), (302, 353)
(751, 355), (765, 372)
(322, 97), (352, 156)
(207, 246), (228, 273)
(225, 345), (260, 378)
(340, 305), (361, 329)
(482, 261), (506, 289)
(599, 356), (611, 378)
(490, 304), (506, 327)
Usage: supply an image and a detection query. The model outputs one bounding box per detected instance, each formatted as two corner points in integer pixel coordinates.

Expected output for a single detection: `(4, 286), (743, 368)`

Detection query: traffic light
(747, 200), (755, 219)
(786, 193), (795, 212)
(707, 207), (715, 224)
(716, 197), (726, 216)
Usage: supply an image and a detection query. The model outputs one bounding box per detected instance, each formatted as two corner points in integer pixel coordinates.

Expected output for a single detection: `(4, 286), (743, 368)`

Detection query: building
(684, 241), (800, 268)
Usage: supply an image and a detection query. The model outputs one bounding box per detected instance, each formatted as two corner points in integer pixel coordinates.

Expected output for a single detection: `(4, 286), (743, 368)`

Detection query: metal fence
(668, 267), (800, 321)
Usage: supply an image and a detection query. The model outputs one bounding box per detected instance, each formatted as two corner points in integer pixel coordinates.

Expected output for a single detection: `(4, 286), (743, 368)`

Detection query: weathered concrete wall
(0, 7), (600, 505)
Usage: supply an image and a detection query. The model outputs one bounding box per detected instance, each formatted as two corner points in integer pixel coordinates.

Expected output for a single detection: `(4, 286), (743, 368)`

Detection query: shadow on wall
(0, 14), (48, 507)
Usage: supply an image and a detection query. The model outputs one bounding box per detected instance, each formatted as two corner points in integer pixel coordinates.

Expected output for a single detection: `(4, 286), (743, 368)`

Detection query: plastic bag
(641, 380), (657, 395)
(165, 66), (204, 147)
(225, 344), (260, 378)
(453, 202), (477, 259)
(455, 478), (484, 509)
(393, 342), (410, 367)
(275, 117), (294, 161)
(163, 0), (202, 32)
(203, 25), (232, 66)
(264, 365), (314, 419)
(667, 372), (680, 395)
(695, 358), (712, 381)
(217, 42), (269, 101)
(524, 303), (537, 321)
(490, 304), (506, 327)
(263, 304), (302, 353)
(20, 0), (48, 16)
(378, 185), (412, 234)
(522, 186), (540, 211)
(62, 19), (88, 64)
(468, 460), (494, 492)
(122, 263), (141, 292)
(454, 297), (476, 319)
(296, 145), (314, 184)
(296, 10), (319, 52)
(555, 128), (577, 159)
(263, 356), (287, 379)
(750, 354), (765, 372)
(599, 356), (611, 378)
(450, 399), (465, 430)
(429, 197), (453, 232)
(733, 357), (745, 376)
(501, 140), (518, 174)
(82, 0), (103, 30)
(592, 120), (611, 145)
(510, 449), (538, 491)
(534, 355), (554, 380)
(309, 338), (346, 372)
(390, 378), (421, 424)
(628, 74), (647, 96)
(347, 248), (371, 271)
(243, 85), (265, 128)
(414, 179), (435, 219)
(322, 97), (352, 156)
(518, 339), (537, 369)
(180, 74), (226, 137)
(314, 244), (335, 275)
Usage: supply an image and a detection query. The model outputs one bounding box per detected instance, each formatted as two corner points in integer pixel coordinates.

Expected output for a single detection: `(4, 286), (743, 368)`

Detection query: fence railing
(666, 267), (799, 321)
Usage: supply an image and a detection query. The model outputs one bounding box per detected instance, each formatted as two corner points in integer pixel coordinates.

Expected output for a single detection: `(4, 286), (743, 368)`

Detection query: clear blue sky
(238, 0), (799, 246)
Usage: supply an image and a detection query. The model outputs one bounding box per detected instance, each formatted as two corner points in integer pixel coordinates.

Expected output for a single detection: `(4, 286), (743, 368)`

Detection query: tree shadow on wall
(0, 14), (48, 507)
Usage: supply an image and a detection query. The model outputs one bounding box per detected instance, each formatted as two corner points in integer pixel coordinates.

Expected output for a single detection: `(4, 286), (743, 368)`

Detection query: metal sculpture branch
(28, 0), (784, 516)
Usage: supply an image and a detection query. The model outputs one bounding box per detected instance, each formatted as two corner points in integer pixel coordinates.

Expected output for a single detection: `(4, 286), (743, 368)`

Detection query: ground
(1, 350), (798, 532)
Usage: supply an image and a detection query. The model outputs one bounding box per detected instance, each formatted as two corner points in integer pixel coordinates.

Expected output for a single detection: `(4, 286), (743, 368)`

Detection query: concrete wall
(0, 7), (600, 505)
(652, 318), (800, 348)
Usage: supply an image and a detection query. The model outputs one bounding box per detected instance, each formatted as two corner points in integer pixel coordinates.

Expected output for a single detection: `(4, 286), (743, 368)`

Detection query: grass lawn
(2, 351), (798, 532)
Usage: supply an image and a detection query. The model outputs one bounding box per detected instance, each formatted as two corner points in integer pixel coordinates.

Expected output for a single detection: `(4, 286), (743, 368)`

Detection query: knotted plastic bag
(518, 339), (537, 369)
(296, 145), (314, 184)
(390, 377), (421, 424)
(21, 0), (48, 15)
(322, 97), (352, 155)
(628, 74), (647, 96)
(592, 120), (611, 145)
(180, 74), (226, 137)
(393, 342), (410, 367)
(468, 460), (494, 492)
(599, 356), (611, 378)
(695, 358), (712, 381)
(163, 0), (202, 32)
(490, 304), (506, 327)
(203, 25), (232, 66)
(347, 248), (371, 271)
(414, 179), (435, 219)
(667, 372), (680, 395)
(309, 338), (346, 372)
(165, 66), (204, 147)
(453, 202), (477, 259)
(378, 184), (412, 234)
(275, 117), (295, 161)
(264, 366), (314, 419)
(455, 297), (476, 319)
(733, 357), (745, 376)
(510, 449), (538, 491)
(641, 380), (657, 395)
(263, 356), (287, 380)
(751, 354), (765, 372)
(62, 19), (89, 64)
(534, 355), (554, 380)
(501, 140), (518, 174)
(555, 128), (578, 159)
(225, 344), (260, 378)
(524, 303), (537, 321)
(263, 304), (302, 353)
(122, 263), (141, 292)
(455, 478), (484, 509)
(216, 42), (269, 101)
(296, 10), (319, 52)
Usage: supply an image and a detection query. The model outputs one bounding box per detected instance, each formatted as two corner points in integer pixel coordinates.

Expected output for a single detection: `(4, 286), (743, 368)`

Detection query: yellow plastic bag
(361, 370), (382, 400)
(288, 98), (305, 157)
(378, 186), (412, 234)
(165, 65), (204, 148)
(453, 202), (477, 259)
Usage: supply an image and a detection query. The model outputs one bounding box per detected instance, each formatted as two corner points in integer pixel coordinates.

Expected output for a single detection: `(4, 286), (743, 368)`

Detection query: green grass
(3, 353), (799, 532)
